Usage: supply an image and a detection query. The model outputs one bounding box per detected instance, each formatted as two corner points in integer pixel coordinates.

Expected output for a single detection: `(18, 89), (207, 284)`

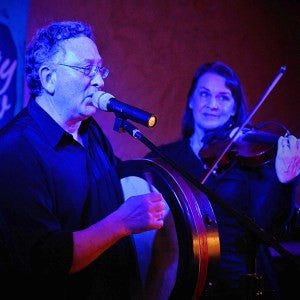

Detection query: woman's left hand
(276, 135), (300, 183)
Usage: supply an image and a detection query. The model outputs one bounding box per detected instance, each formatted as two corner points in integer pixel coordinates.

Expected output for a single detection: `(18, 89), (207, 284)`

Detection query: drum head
(118, 158), (220, 299)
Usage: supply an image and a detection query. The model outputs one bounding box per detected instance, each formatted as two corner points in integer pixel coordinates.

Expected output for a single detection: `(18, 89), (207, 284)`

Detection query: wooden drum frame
(118, 158), (220, 299)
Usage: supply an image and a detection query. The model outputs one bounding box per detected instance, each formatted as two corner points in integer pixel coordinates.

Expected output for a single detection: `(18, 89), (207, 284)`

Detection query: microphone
(92, 91), (157, 128)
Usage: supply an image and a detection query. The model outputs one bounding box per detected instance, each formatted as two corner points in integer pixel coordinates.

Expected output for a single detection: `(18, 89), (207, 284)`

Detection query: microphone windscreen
(92, 91), (114, 111)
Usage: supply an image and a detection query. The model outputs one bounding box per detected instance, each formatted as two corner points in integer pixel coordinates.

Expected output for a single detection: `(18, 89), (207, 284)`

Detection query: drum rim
(118, 158), (220, 299)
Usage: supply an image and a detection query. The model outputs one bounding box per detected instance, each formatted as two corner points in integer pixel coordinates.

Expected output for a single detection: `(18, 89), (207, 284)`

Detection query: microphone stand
(113, 116), (299, 265)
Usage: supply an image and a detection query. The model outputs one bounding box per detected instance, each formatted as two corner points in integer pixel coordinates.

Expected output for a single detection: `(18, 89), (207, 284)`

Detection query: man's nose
(91, 72), (105, 88)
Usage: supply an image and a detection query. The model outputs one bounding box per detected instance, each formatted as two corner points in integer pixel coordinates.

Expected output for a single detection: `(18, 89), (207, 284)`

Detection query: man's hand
(117, 192), (166, 235)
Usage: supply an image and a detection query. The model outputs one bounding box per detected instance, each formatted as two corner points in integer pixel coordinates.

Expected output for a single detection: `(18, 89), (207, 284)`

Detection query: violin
(199, 122), (289, 170)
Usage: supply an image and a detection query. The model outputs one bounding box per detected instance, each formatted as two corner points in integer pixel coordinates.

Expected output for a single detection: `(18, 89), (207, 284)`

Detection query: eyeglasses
(58, 64), (109, 79)
(198, 90), (233, 103)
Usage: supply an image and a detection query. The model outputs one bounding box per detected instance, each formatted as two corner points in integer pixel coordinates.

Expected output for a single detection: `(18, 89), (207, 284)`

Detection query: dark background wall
(25, 0), (300, 161)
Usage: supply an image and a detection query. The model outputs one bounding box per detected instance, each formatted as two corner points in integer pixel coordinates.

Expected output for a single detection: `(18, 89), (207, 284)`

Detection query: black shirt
(0, 100), (138, 299)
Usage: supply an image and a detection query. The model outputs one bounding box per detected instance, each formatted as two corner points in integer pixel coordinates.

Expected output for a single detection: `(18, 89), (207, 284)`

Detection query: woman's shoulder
(145, 139), (190, 158)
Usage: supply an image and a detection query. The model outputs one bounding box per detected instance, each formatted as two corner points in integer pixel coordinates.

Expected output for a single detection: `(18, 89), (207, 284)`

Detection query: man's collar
(28, 100), (91, 148)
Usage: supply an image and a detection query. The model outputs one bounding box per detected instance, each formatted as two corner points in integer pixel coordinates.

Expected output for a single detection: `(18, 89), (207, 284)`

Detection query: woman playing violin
(146, 61), (300, 299)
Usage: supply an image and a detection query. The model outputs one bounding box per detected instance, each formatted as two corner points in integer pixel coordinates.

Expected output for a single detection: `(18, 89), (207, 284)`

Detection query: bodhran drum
(118, 158), (220, 300)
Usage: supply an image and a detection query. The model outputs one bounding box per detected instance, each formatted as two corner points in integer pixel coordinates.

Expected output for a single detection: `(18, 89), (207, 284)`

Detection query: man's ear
(39, 65), (56, 95)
